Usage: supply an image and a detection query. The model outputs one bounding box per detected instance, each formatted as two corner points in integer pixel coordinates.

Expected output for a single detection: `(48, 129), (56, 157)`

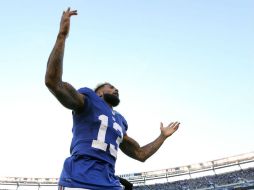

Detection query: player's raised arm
(45, 8), (84, 112)
(120, 121), (180, 162)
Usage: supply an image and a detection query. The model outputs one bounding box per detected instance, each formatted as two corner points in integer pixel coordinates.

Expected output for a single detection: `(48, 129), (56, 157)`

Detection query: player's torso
(60, 88), (126, 189)
(70, 88), (127, 165)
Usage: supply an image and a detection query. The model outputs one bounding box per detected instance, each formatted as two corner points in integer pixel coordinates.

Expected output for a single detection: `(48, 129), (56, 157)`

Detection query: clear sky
(0, 0), (253, 178)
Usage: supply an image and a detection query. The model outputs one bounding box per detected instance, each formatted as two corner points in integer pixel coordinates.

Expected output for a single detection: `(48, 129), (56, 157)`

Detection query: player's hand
(160, 121), (180, 138)
(59, 7), (78, 37)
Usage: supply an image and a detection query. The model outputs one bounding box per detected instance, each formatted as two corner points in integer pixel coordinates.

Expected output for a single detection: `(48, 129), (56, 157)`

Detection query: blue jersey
(59, 87), (128, 190)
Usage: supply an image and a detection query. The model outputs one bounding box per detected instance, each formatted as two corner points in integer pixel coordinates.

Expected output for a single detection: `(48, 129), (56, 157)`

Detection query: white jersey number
(92, 114), (123, 158)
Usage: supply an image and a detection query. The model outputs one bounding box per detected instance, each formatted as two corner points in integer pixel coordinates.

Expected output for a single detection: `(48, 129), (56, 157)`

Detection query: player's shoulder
(113, 110), (125, 120)
(77, 87), (101, 100)
(113, 110), (128, 130)
(78, 87), (95, 95)
(77, 87), (102, 110)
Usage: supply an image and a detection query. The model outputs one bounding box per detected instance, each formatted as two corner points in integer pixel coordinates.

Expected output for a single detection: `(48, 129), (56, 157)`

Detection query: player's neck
(104, 100), (113, 109)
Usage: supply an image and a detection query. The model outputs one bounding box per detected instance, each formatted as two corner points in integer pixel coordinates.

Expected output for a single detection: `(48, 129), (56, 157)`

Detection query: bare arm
(45, 8), (84, 112)
(120, 122), (180, 162)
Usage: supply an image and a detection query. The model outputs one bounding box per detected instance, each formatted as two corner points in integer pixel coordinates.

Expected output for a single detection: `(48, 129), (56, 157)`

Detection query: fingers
(161, 122), (179, 129)
(63, 7), (78, 16)
(171, 121), (180, 125)
(166, 121), (180, 131)
(70, 10), (78, 16)
(173, 123), (180, 131)
(174, 121), (180, 126)
(172, 121), (180, 127)
(161, 121), (180, 130)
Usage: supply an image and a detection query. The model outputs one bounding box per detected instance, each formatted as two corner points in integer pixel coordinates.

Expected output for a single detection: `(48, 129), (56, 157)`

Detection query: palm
(160, 122), (180, 137)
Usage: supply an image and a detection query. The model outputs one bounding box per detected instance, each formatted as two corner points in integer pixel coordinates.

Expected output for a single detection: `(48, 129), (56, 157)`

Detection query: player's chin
(111, 97), (120, 107)
(103, 94), (120, 107)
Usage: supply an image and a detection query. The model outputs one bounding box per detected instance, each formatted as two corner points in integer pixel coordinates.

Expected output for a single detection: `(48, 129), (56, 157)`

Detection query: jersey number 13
(92, 115), (123, 158)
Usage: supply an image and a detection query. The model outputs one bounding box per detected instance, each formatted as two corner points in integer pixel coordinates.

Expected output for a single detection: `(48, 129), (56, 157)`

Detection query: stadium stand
(133, 168), (254, 189)
(0, 152), (253, 190)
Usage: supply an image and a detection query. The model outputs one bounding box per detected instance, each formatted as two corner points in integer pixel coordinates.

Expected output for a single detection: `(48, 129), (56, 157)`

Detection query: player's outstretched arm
(120, 122), (180, 162)
(45, 8), (84, 112)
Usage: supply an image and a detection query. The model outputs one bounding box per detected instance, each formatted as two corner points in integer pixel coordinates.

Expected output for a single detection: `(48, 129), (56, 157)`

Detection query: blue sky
(0, 0), (253, 178)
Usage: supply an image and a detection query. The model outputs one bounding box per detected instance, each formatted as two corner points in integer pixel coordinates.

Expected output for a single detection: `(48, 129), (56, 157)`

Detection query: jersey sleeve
(121, 115), (128, 132)
(115, 112), (128, 135)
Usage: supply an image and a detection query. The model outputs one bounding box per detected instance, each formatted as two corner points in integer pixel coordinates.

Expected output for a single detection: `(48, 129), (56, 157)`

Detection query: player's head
(95, 82), (120, 107)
